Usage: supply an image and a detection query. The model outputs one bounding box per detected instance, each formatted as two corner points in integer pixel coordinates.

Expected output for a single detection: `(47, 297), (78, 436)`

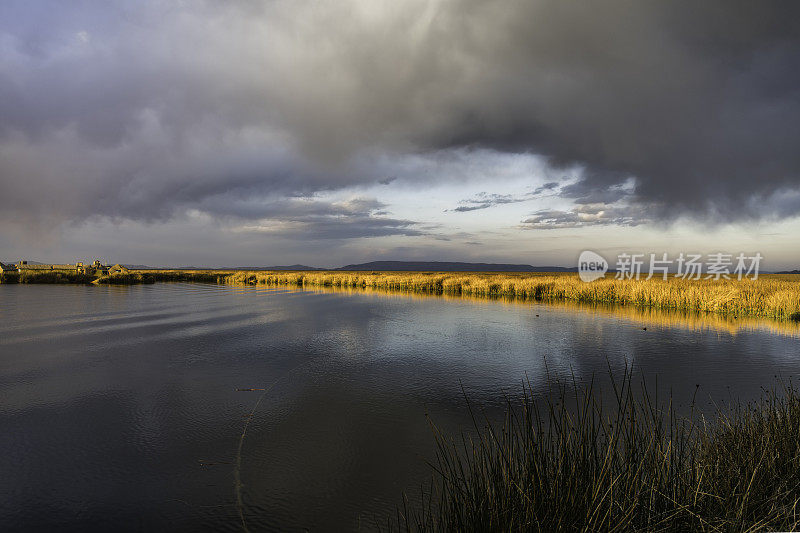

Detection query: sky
(1, 0), (799, 269)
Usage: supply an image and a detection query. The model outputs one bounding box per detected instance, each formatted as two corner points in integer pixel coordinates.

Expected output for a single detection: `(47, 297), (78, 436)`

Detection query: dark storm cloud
(558, 181), (636, 205)
(1, 0), (799, 231)
(427, 1), (800, 221)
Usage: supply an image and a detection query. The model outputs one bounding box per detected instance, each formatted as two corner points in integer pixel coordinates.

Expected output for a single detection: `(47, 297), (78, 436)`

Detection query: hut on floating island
(79, 260), (110, 276)
(16, 261), (53, 272)
(0, 262), (19, 273)
(51, 264), (79, 272)
(8, 259), (115, 277)
(108, 264), (130, 275)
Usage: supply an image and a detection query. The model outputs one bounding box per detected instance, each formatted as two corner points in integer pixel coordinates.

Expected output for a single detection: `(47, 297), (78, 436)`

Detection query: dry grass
(226, 271), (800, 320)
(5, 268), (799, 321)
(0, 271), (95, 284)
(93, 270), (230, 285)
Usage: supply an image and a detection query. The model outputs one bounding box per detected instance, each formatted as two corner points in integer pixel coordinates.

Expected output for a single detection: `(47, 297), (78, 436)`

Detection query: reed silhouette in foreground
(395, 372), (800, 532)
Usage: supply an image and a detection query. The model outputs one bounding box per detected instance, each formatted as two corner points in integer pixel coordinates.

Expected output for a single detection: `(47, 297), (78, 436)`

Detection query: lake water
(1, 283), (799, 531)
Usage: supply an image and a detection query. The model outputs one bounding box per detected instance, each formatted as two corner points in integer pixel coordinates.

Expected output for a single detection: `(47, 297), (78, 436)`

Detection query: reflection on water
(1, 283), (799, 531)
(306, 284), (800, 338)
(563, 300), (800, 338)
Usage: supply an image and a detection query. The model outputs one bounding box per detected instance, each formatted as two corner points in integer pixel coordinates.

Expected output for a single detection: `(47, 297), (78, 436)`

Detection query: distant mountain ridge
(335, 261), (576, 272)
(229, 264), (326, 271)
(123, 264), (325, 271)
(1, 260), (46, 265)
(123, 261), (577, 272)
(8, 258), (790, 274)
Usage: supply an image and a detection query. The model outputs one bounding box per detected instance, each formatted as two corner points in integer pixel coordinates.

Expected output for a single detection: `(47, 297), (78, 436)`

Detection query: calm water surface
(1, 283), (799, 531)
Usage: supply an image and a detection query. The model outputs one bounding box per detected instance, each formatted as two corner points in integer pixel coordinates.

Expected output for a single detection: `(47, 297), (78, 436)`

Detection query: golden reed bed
(280, 285), (800, 337)
(225, 271), (800, 320)
(9, 268), (798, 321)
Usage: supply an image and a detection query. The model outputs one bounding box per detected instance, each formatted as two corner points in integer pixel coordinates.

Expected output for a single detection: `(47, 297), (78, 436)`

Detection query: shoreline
(3, 269), (800, 322)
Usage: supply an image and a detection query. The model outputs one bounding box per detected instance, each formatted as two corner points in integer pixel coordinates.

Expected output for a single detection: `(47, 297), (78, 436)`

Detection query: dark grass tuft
(393, 372), (800, 532)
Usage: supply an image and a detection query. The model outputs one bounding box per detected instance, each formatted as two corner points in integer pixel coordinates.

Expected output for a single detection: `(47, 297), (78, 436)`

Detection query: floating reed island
(394, 373), (800, 532)
(225, 271), (800, 321)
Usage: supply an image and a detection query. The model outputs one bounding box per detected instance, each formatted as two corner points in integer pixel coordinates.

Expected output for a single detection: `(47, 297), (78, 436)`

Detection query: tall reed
(7, 268), (799, 320)
(395, 373), (800, 532)
(0, 271), (95, 284)
(226, 271), (800, 320)
(93, 270), (228, 284)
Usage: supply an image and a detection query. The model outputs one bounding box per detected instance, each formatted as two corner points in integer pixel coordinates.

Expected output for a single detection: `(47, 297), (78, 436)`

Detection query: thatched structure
(11, 259), (112, 276)
(17, 262), (52, 271)
(76, 260), (110, 276)
(51, 264), (79, 272)
(108, 264), (130, 275)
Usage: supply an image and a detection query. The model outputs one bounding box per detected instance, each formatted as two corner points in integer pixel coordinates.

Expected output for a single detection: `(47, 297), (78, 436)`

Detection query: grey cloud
(238, 216), (423, 241)
(449, 178), (624, 213)
(431, 231), (477, 242)
(197, 196), (387, 221)
(521, 204), (652, 230)
(230, 197), (425, 240)
(746, 188), (800, 221)
(1, 0), (799, 231)
(559, 181), (636, 205)
(449, 192), (531, 212)
(531, 182), (560, 196)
